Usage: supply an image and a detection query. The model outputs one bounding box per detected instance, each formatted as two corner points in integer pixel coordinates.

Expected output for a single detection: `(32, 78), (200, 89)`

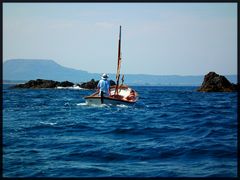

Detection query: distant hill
(3, 59), (237, 85)
(3, 59), (95, 82)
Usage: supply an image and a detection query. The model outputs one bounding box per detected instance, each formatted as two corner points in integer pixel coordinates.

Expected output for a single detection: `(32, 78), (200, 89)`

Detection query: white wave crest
(116, 104), (129, 108)
(77, 102), (110, 108)
(56, 85), (83, 90)
(77, 102), (88, 106)
(40, 122), (57, 126)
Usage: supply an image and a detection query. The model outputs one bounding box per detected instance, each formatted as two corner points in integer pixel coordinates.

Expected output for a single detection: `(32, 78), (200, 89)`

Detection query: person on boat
(97, 73), (110, 103)
(125, 89), (136, 101)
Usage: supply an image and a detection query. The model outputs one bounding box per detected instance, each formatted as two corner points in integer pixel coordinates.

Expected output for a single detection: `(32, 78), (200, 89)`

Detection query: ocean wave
(3, 85), (237, 177)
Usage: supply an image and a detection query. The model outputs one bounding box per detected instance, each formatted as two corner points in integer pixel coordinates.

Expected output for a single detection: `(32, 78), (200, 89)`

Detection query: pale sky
(3, 3), (237, 75)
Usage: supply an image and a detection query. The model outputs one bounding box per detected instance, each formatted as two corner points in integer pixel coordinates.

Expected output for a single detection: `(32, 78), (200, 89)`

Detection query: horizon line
(3, 58), (237, 77)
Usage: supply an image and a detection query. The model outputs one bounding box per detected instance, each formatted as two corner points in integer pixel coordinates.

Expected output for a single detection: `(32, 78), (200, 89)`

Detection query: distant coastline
(3, 59), (237, 86)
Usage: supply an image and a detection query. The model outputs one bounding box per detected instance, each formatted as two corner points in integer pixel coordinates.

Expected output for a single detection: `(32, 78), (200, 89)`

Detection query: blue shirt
(97, 79), (110, 96)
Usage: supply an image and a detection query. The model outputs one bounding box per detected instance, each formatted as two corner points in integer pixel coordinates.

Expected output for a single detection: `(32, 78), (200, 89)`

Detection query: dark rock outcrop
(58, 81), (74, 87)
(197, 72), (238, 92)
(11, 79), (60, 89)
(10, 78), (116, 89)
(79, 79), (116, 89)
(80, 79), (98, 89)
(11, 79), (74, 89)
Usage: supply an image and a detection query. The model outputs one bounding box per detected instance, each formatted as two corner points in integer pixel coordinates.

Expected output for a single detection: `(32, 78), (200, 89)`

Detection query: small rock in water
(197, 72), (238, 92)
(10, 79), (74, 89)
(10, 79), (60, 89)
(10, 78), (116, 90)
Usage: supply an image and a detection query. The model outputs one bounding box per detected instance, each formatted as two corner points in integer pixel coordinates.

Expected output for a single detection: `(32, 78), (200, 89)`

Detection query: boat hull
(84, 85), (138, 106)
(85, 96), (136, 106)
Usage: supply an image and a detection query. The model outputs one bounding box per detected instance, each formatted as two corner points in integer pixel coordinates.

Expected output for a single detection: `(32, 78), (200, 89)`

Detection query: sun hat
(101, 73), (109, 80)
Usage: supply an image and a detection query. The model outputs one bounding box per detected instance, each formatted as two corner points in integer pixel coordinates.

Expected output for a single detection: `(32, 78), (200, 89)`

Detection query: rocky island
(197, 72), (238, 92)
(10, 78), (116, 90)
(79, 79), (116, 89)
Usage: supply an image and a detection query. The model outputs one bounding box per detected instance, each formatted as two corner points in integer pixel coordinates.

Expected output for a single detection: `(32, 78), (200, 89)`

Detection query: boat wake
(77, 102), (88, 106)
(77, 102), (133, 109)
(77, 102), (110, 108)
(116, 104), (129, 108)
(134, 101), (148, 108)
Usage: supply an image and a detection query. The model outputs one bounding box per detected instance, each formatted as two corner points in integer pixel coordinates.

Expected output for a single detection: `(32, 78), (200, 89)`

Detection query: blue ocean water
(3, 84), (238, 177)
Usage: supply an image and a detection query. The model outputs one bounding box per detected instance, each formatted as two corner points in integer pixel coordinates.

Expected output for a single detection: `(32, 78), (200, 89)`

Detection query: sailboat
(84, 26), (138, 105)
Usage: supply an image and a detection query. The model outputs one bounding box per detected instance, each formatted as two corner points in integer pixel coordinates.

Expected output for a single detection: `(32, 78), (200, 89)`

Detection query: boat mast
(115, 25), (121, 95)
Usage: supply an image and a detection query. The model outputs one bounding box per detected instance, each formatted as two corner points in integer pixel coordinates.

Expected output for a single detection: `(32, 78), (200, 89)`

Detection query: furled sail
(115, 25), (122, 95)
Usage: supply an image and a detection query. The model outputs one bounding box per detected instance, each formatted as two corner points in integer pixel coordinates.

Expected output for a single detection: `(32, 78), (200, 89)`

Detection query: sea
(2, 84), (238, 177)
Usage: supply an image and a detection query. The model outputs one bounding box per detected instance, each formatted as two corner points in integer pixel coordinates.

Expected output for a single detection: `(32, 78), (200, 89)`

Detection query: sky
(3, 3), (237, 75)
